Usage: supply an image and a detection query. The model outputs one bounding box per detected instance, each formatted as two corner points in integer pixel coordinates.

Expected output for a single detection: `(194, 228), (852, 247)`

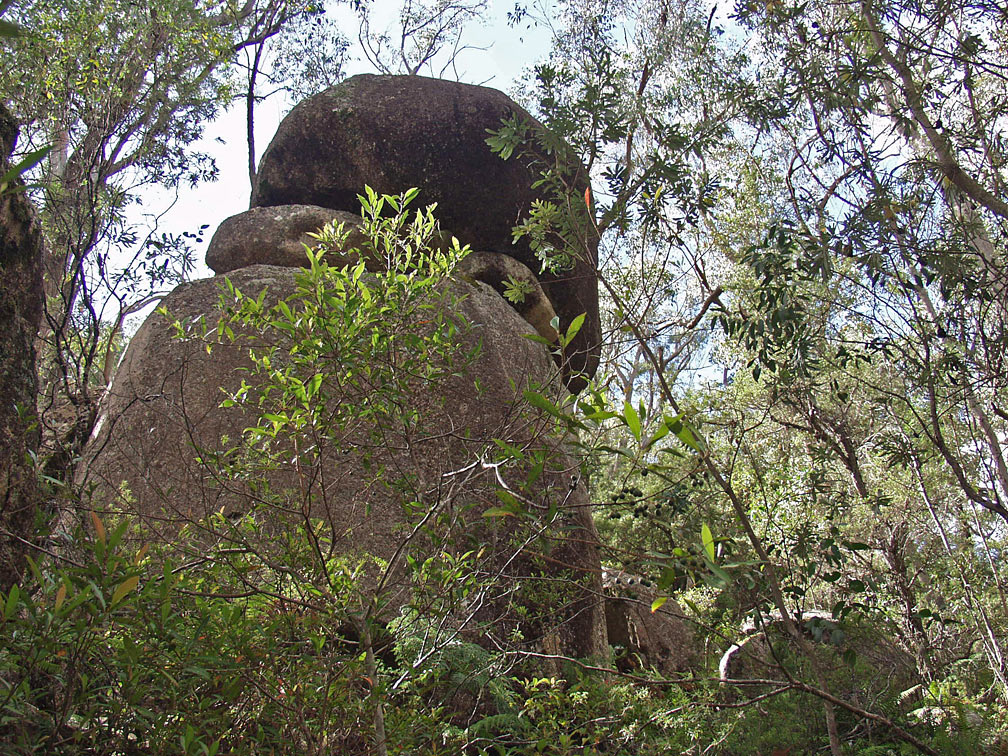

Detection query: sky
(137, 0), (555, 303)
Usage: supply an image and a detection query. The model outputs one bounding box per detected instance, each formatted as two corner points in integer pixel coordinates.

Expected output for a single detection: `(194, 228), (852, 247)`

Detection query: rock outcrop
(0, 103), (43, 591)
(78, 76), (610, 660)
(249, 74), (600, 391)
(79, 265), (607, 658)
(206, 204), (453, 274)
(602, 568), (695, 675)
(208, 202), (562, 348)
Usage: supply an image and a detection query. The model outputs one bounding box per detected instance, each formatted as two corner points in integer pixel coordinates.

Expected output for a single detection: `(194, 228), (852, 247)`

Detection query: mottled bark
(0, 103), (43, 591)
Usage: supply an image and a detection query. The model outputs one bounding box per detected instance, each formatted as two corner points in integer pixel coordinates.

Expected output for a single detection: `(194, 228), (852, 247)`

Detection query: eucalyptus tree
(499, 0), (1008, 748)
(239, 4), (350, 186)
(722, 0), (1008, 700)
(357, 0), (489, 76)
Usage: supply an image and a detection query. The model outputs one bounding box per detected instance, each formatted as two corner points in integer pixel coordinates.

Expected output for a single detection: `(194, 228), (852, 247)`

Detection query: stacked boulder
(78, 75), (606, 659)
(213, 74), (600, 391)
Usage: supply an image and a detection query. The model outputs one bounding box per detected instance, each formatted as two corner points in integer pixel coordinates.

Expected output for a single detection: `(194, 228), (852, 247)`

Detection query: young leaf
(307, 373), (323, 398)
(111, 576), (140, 606)
(650, 596), (668, 613)
(482, 507), (516, 518)
(90, 510), (106, 547)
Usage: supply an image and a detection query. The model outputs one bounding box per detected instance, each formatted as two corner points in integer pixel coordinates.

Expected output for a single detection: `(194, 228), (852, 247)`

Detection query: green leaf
(650, 596), (668, 613)
(643, 420), (670, 450)
(844, 541), (871, 551)
(706, 560), (732, 586)
(524, 389), (564, 420)
(307, 373), (323, 398)
(0, 147), (50, 192)
(623, 401), (641, 441)
(701, 523), (716, 562)
(4, 584), (20, 620)
(87, 579), (107, 610)
(492, 438), (525, 462)
(522, 332), (553, 345)
(491, 489), (525, 517)
(564, 312), (586, 344)
(674, 421), (703, 452)
(482, 507), (517, 518)
(0, 18), (21, 38)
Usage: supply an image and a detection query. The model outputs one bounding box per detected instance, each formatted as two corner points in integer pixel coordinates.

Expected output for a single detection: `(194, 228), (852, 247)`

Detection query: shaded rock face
(456, 251), (559, 344)
(0, 104), (43, 591)
(250, 74), (600, 391)
(601, 568), (695, 675)
(79, 265), (606, 659)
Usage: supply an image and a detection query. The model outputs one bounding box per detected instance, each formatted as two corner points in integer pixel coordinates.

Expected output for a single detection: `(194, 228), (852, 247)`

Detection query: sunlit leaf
(623, 401), (641, 441)
(702, 522), (716, 562)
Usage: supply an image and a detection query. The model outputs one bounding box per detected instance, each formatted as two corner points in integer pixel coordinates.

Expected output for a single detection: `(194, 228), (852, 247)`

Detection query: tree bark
(0, 104), (44, 591)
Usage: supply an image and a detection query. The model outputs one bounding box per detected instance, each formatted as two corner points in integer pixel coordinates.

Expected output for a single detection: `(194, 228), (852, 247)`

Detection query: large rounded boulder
(77, 264), (606, 659)
(250, 74), (600, 391)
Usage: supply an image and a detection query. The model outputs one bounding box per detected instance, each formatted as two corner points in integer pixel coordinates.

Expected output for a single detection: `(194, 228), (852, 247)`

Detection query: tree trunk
(0, 104), (44, 591)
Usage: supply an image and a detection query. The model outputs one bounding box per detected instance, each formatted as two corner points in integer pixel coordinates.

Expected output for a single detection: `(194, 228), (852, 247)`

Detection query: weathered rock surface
(0, 104), (43, 591)
(206, 204), (454, 274)
(457, 251), (560, 344)
(205, 205), (370, 273)
(250, 74), (600, 391)
(602, 568), (695, 675)
(208, 205), (562, 350)
(78, 264), (606, 658)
